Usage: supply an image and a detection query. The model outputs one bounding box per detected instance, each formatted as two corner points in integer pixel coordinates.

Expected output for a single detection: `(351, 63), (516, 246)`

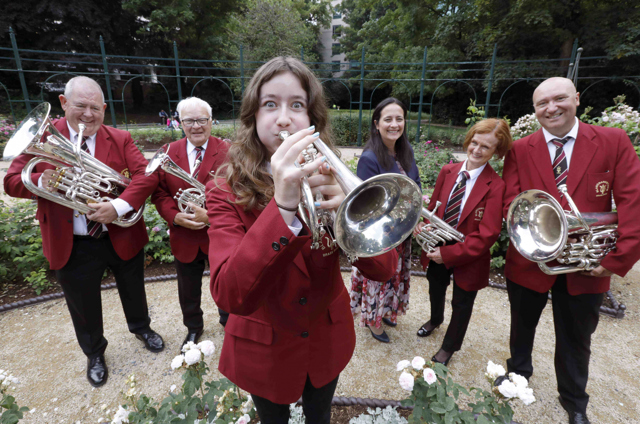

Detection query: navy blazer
(357, 149), (422, 190)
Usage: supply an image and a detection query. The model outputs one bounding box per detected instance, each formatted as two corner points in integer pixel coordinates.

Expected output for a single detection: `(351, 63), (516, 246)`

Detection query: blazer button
(301, 331), (309, 338)
(299, 297), (307, 305)
(272, 242), (280, 251)
(280, 236), (289, 245)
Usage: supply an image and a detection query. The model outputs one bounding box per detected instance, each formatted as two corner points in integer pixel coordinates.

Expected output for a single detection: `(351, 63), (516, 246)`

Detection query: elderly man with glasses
(151, 97), (229, 352)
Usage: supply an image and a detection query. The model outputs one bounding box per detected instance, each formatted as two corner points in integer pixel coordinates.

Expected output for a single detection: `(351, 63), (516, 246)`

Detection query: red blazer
(206, 180), (398, 404)
(420, 162), (505, 291)
(151, 136), (228, 263)
(502, 123), (640, 295)
(3, 118), (156, 270)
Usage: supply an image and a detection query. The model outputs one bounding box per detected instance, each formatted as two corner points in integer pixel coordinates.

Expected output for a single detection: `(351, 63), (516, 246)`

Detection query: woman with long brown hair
(206, 57), (397, 423)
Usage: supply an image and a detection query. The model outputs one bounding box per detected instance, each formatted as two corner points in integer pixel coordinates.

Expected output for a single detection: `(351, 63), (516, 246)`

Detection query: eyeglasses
(182, 118), (210, 127)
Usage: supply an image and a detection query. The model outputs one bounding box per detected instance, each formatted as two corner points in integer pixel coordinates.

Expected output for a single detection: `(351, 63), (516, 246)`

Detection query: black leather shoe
(135, 329), (165, 352)
(87, 355), (108, 387)
(368, 326), (390, 343)
(559, 396), (591, 424)
(180, 329), (204, 353)
(382, 317), (397, 327)
(417, 321), (440, 337)
(431, 350), (453, 367)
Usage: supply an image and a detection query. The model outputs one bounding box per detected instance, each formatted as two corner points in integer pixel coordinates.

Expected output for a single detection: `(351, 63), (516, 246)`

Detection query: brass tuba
(278, 131), (423, 262)
(415, 201), (465, 252)
(2, 102), (144, 227)
(145, 145), (207, 217)
(507, 185), (618, 274)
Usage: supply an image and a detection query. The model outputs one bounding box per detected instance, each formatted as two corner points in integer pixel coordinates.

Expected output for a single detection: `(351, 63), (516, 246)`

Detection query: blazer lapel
(527, 131), (558, 195)
(566, 122), (598, 198)
(438, 163), (463, 219)
(197, 136), (220, 185)
(458, 165), (492, 225)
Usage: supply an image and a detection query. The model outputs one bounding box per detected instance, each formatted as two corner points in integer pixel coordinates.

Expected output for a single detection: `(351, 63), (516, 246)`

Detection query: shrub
(129, 128), (177, 146)
(331, 114), (371, 146)
(349, 406), (408, 424)
(0, 116), (16, 158)
(414, 139), (459, 189)
(1, 369), (28, 424)
(211, 124), (237, 141)
(142, 202), (175, 265)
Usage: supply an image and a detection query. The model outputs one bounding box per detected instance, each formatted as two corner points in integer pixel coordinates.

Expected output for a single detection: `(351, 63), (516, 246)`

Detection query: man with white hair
(4, 76), (165, 388)
(151, 97), (229, 351)
(502, 77), (640, 424)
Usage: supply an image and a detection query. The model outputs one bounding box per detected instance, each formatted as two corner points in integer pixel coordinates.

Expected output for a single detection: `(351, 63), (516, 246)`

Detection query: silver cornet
(145, 145), (207, 218)
(3, 102), (144, 227)
(415, 201), (465, 252)
(279, 130), (423, 262)
(507, 185), (618, 274)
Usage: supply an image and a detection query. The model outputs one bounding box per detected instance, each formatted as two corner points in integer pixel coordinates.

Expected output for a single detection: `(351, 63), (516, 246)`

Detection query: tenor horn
(145, 145), (207, 217)
(279, 131), (423, 262)
(3, 102), (144, 227)
(415, 201), (465, 252)
(507, 185), (618, 274)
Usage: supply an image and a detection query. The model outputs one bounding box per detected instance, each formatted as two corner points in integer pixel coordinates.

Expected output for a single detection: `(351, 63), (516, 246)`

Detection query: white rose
(236, 414), (251, 424)
(241, 395), (254, 414)
(170, 355), (185, 370)
(518, 387), (536, 405)
(396, 360), (411, 371)
(509, 372), (528, 389)
(170, 384), (177, 393)
(498, 380), (519, 399)
(423, 368), (437, 385)
(411, 356), (426, 370)
(182, 341), (198, 353)
(198, 340), (215, 356)
(184, 349), (202, 365)
(486, 361), (506, 379)
(111, 405), (130, 424)
(602, 116), (610, 122)
(398, 372), (415, 392)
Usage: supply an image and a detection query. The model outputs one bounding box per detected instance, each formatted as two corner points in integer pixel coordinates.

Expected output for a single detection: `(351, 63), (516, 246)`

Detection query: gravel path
(1, 264), (638, 424)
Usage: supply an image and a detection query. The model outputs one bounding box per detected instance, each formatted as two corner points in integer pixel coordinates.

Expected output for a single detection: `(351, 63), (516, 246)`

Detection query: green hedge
(330, 114), (371, 146)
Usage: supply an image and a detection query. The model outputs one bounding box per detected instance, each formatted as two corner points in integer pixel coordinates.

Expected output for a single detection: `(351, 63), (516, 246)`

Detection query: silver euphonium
(507, 184), (618, 274)
(415, 201), (465, 252)
(278, 131), (423, 262)
(2, 102), (144, 227)
(145, 145), (207, 218)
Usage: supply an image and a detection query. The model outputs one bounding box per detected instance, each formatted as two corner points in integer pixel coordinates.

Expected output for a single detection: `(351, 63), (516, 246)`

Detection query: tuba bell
(2, 102), (144, 227)
(278, 131), (423, 262)
(507, 185), (618, 274)
(145, 145), (207, 218)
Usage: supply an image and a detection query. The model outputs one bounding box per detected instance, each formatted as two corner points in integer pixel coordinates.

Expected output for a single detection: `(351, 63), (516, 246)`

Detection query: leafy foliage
(414, 139), (459, 189)
(0, 370), (28, 424)
(331, 114), (371, 146)
(143, 202), (175, 265)
(349, 406), (408, 424)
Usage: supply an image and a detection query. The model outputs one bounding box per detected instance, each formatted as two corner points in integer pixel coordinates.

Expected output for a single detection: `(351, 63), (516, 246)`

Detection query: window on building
(332, 43), (341, 57)
(332, 25), (342, 37)
(333, 11), (342, 19)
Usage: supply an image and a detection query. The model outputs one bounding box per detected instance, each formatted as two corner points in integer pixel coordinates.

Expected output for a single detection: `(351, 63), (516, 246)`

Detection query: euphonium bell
(507, 185), (618, 274)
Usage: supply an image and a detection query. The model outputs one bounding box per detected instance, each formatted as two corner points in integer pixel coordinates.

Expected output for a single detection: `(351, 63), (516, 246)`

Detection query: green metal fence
(2, 29), (639, 146)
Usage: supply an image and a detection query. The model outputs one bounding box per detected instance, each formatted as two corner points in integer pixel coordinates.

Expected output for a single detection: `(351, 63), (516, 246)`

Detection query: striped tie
(80, 137), (104, 238)
(443, 171), (470, 229)
(551, 137), (571, 187)
(192, 146), (204, 179)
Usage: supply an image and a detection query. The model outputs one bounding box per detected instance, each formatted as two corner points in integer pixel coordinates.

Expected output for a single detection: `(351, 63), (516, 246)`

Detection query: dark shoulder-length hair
(216, 56), (336, 211)
(363, 97), (414, 172)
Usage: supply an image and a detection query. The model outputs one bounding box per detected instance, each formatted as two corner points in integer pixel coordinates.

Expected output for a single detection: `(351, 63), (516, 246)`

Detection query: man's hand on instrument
(86, 202), (118, 224)
(188, 202), (209, 225)
(585, 265), (614, 278)
(308, 162), (345, 210)
(174, 211), (206, 230)
(41, 169), (61, 192)
(426, 247), (444, 264)
(413, 221), (426, 237)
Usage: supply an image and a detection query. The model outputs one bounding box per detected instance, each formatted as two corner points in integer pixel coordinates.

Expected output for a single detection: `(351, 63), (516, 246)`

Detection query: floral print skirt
(349, 238), (412, 329)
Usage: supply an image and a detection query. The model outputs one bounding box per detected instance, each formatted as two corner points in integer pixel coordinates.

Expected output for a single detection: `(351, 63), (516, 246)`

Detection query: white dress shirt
(542, 117), (580, 169)
(444, 160), (486, 221)
(186, 139), (208, 175)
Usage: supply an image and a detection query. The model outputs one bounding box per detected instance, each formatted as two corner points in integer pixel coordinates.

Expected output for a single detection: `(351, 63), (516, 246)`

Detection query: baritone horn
(145, 145), (207, 218)
(507, 185), (618, 274)
(2, 102), (144, 227)
(278, 131), (423, 262)
(415, 201), (465, 252)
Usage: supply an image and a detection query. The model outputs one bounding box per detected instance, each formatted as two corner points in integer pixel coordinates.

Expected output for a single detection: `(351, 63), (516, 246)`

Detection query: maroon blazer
(502, 122), (640, 295)
(151, 136), (228, 263)
(3, 118), (156, 270)
(420, 162), (505, 291)
(206, 179), (398, 404)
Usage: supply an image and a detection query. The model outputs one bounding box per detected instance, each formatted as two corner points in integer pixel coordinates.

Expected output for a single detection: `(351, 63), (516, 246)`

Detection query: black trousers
(427, 261), (478, 353)
(251, 375), (339, 424)
(56, 235), (151, 359)
(175, 249), (228, 329)
(506, 276), (603, 414)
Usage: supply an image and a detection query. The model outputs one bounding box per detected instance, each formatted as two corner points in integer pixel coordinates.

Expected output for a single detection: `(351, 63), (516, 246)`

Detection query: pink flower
(152, 226), (160, 232)
(399, 372), (414, 391)
(423, 368), (437, 385)
(435, 146), (439, 151)
(422, 195), (430, 203)
(166, 229), (170, 235)
(449, 160), (453, 164)
(426, 140), (432, 144)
